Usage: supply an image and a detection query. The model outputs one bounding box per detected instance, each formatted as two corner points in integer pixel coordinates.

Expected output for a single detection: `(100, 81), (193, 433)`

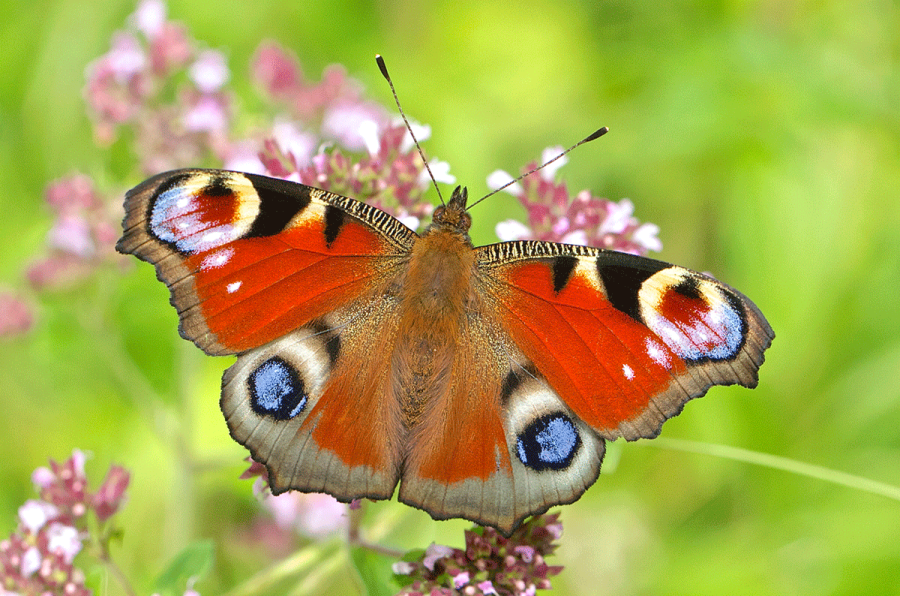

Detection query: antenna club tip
(376, 55), (389, 79)
(586, 127), (609, 142)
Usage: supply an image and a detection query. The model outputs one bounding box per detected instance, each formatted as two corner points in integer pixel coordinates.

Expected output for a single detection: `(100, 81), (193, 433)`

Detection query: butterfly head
(428, 185), (472, 236)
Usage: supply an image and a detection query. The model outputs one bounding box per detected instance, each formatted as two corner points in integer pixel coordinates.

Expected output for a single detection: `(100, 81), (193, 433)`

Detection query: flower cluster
(250, 43), (452, 231)
(0, 450), (130, 596)
(490, 147), (662, 255)
(393, 514), (564, 596)
(25, 174), (124, 292)
(240, 459), (350, 540)
(84, 0), (231, 173)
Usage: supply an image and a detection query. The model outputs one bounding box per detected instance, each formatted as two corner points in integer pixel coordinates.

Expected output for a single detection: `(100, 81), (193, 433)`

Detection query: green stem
(644, 437), (900, 501)
(219, 540), (341, 596)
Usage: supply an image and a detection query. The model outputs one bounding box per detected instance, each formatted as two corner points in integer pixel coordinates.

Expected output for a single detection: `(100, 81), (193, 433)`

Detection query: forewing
(117, 169), (416, 355)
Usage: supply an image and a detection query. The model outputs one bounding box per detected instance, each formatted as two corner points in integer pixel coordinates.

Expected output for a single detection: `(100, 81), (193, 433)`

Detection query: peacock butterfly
(117, 164), (773, 533)
(117, 96), (773, 534)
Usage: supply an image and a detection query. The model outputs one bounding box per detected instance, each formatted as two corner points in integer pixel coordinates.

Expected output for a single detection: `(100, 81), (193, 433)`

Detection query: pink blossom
(106, 32), (146, 82)
(182, 93), (229, 133)
(48, 215), (94, 258)
(322, 99), (388, 152)
(21, 546), (41, 576)
(93, 465), (130, 522)
(453, 570), (471, 588)
(423, 543), (455, 571)
(0, 293), (33, 338)
(488, 151), (662, 255)
(392, 561), (417, 575)
(252, 41), (303, 99)
(263, 491), (348, 538)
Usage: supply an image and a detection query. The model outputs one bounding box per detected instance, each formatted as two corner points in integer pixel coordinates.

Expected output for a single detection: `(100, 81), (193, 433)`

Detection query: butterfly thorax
(392, 188), (477, 426)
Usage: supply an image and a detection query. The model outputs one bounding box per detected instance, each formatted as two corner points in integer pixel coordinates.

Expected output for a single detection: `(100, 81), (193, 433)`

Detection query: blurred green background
(2, 0), (899, 594)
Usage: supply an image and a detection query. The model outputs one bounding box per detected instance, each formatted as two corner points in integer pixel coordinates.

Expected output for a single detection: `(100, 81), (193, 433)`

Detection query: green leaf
(154, 540), (216, 596)
(349, 545), (396, 596)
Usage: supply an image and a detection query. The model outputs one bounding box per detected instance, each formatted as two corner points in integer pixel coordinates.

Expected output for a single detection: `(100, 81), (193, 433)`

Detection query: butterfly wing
(400, 241), (772, 533)
(117, 169), (417, 500)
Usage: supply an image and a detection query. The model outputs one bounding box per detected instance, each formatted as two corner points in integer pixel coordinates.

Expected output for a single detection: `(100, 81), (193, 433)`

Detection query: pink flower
(93, 465), (131, 522)
(252, 41), (303, 99)
(395, 514), (564, 595)
(422, 543), (455, 571)
(321, 99), (388, 152)
(489, 150), (662, 255)
(182, 93), (229, 133)
(263, 492), (348, 538)
(0, 292), (33, 338)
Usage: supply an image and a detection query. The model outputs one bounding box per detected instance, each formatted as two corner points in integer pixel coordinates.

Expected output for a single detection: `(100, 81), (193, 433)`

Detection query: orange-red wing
(476, 242), (773, 439)
(117, 169), (416, 355)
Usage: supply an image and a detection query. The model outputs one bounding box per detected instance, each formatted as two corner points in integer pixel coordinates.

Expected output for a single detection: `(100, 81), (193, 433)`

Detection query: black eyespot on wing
(248, 356), (308, 420)
(515, 413), (581, 471)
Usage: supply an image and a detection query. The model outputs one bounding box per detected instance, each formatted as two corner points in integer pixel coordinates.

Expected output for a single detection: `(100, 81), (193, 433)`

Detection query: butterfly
(117, 166), (773, 534)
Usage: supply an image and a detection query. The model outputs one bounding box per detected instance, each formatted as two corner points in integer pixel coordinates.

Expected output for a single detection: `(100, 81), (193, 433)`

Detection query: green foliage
(154, 540), (215, 596)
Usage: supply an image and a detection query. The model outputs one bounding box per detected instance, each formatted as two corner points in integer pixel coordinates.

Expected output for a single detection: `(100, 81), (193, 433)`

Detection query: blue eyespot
(248, 357), (308, 420)
(516, 414), (581, 471)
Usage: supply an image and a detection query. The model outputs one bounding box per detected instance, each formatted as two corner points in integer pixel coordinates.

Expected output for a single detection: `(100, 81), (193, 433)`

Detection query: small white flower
(539, 145), (567, 181)
(108, 32), (146, 82)
(223, 141), (266, 174)
(21, 546), (41, 577)
(560, 230), (588, 245)
(18, 500), (59, 533)
(486, 170), (522, 196)
(397, 118), (431, 153)
(357, 119), (381, 156)
(453, 571), (471, 588)
(133, 0), (166, 36)
(422, 543), (454, 571)
(599, 198), (635, 235)
(391, 561), (416, 575)
(189, 50), (230, 93)
(495, 219), (531, 241)
(322, 101), (386, 152)
(397, 215), (421, 230)
(182, 95), (227, 133)
(424, 159), (456, 185)
(632, 222), (662, 252)
(46, 523), (82, 564)
(272, 120), (317, 166)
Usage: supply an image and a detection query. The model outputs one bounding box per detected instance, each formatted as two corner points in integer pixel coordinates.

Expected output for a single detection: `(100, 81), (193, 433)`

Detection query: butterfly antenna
(466, 126), (609, 211)
(376, 54), (445, 206)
